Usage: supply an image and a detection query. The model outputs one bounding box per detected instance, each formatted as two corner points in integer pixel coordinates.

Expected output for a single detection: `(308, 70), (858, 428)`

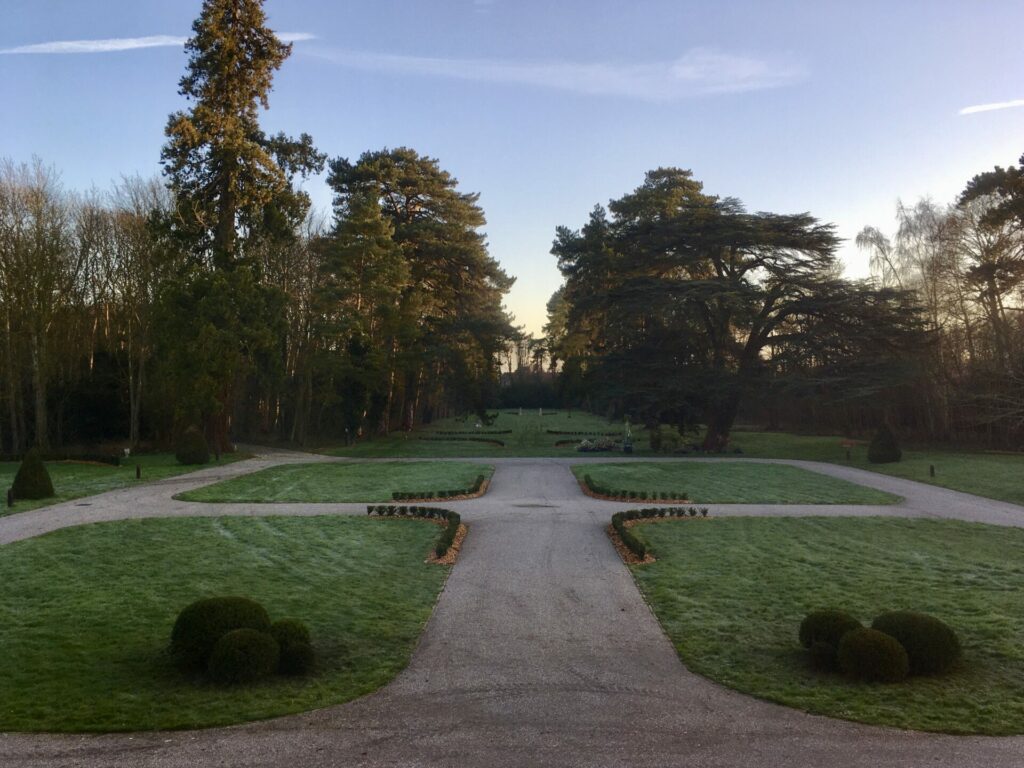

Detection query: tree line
(545, 158), (1024, 449)
(0, 0), (515, 454)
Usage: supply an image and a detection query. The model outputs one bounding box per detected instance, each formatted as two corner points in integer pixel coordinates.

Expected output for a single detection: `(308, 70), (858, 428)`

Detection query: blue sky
(3, 0), (1023, 334)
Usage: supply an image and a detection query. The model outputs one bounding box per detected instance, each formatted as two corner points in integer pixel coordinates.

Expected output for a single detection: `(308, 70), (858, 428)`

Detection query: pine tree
(161, 0), (322, 269)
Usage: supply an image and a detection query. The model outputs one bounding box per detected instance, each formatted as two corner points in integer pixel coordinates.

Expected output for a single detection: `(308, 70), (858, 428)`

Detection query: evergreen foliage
(207, 628), (280, 685)
(872, 611), (961, 675)
(11, 449), (55, 500)
(175, 426), (210, 466)
(837, 627), (910, 683)
(170, 596), (271, 668)
(867, 424), (902, 463)
(799, 610), (862, 668)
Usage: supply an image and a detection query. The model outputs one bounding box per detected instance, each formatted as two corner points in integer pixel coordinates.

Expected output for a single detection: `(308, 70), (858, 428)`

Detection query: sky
(2, 0), (1023, 335)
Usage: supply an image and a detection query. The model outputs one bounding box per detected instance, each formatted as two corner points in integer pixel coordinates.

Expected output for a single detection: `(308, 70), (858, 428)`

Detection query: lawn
(325, 410), (640, 458)
(630, 516), (1024, 734)
(573, 461), (899, 504)
(178, 461), (493, 503)
(729, 430), (1024, 506)
(0, 515), (449, 731)
(0, 453), (250, 517)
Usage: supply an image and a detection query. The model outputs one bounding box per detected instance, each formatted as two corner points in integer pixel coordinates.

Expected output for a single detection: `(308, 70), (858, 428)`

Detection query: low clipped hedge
(583, 474), (687, 502)
(611, 507), (711, 559)
(11, 449), (55, 500)
(207, 628), (280, 685)
(872, 611), (961, 675)
(427, 430), (511, 435)
(799, 610), (863, 669)
(837, 627), (910, 683)
(416, 436), (505, 446)
(392, 474), (487, 501)
(367, 505), (462, 559)
(548, 430), (620, 436)
(170, 596), (271, 669)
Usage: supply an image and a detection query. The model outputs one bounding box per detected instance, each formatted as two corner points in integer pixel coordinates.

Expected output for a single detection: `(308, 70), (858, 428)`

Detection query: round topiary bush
(872, 611), (961, 675)
(175, 426), (210, 466)
(837, 627), (910, 682)
(799, 609), (862, 668)
(278, 641), (316, 676)
(868, 424), (902, 464)
(11, 448), (55, 500)
(170, 596), (271, 669)
(270, 618), (311, 649)
(207, 628), (280, 685)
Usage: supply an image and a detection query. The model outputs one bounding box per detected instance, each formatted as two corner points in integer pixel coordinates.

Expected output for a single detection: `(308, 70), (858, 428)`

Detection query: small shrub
(871, 611), (961, 675)
(175, 426), (210, 466)
(170, 596), (271, 669)
(837, 627), (909, 682)
(207, 629), (279, 685)
(270, 618), (309, 651)
(11, 449), (55, 500)
(434, 511), (461, 557)
(799, 610), (862, 668)
(612, 511), (647, 559)
(278, 641), (316, 676)
(867, 424), (902, 464)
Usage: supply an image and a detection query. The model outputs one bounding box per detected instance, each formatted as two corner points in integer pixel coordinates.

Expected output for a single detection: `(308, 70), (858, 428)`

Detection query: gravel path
(2, 451), (1023, 767)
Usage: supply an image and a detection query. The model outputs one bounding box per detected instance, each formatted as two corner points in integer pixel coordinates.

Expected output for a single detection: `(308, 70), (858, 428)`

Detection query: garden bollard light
(846, 448), (851, 461)
(136, 464), (141, 480)
(930, 464), (935, 477)
(6, 488), (13, 508)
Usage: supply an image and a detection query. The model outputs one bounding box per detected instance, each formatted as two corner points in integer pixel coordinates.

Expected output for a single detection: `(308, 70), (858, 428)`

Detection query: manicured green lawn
(0, 453), (250, 517)
(630, 516), (1024, 734)
(0, 516), (449, 731)
(178, 461), (493, 503)
(325, 410), (640, 458)
(730, 430), (1024, 506)
(573, 462), (899, 504)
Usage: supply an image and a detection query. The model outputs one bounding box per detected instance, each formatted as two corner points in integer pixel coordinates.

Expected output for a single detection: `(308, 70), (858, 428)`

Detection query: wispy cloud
(305, 46), (804, 100)
(0, 32), (314, 55)
(959, 98), (1024, 115)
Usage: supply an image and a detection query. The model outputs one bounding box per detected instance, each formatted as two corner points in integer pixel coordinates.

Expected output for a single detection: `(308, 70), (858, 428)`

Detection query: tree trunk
(702, 392), (740, 451)
(30, 331), (48, 449)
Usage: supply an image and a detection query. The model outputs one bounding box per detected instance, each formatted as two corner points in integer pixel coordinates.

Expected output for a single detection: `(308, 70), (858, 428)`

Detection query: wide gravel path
(2, 452), (1023, 767)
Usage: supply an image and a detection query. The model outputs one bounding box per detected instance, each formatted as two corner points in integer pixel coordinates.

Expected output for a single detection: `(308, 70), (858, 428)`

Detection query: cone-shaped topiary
(207, 629), (279, 685)
(11, 448), (55, 500)
(837, 627), (909, 683)
(868, 424), (902, 464)
(175, 426), (210, 466)
(170, 596), (271, 669)
(872, 611), (961, 676)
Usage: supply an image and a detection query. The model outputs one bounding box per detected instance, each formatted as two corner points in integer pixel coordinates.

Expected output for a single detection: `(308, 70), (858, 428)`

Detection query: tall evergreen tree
(161, 0), (322, 270)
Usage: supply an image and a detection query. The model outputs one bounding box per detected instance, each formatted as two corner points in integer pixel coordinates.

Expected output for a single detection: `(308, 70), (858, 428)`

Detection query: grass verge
(178, 461), (493, 503)
(0, 453), (250, 517)
(731, 430), (1024, 506)
(0, 515), (448, 731)
(630, 516), (1024, 734)
(573, 462), (899, 504)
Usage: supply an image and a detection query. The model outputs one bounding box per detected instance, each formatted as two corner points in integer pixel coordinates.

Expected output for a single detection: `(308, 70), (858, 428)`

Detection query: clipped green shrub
(11, 448), (55, 500)
(270, 618), (311, 649)
(837, 627), (909, 682)
(170, 596), (271, 668)
(611, 511), (647, 559)
(867, 424), (901, 464)
(175, 426), (210, 466)
(872, 611), (961, 675)
(799, 610), (863, 669)
(434, 511), (461, 557)
(271, 619), (315, 676)
(278, 641), (316, 676)
(207, 628), (280, 685)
